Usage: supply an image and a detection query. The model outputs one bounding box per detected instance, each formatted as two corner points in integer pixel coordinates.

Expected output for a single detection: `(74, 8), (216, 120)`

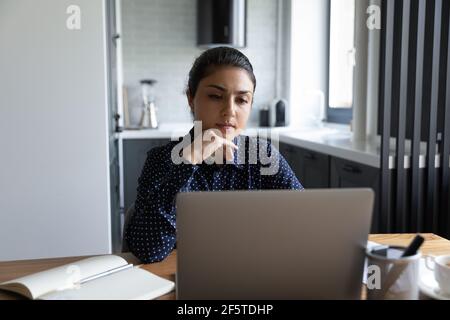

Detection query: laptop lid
(176, 188), (374, 299)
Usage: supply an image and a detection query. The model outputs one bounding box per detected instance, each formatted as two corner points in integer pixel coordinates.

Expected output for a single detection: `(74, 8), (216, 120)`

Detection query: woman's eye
(208, 94), (222, 100)
(237, 98), (248, 104)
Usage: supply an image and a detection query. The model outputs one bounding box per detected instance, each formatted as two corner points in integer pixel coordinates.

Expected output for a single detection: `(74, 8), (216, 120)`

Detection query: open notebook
(0, 255), (175, 300)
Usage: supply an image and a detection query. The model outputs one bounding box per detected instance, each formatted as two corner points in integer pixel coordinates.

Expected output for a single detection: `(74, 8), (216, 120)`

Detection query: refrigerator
(0, 0), (122, 261)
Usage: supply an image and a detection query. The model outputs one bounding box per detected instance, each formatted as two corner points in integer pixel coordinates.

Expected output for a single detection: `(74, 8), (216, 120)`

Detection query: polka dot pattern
(124, 128), (304, 263)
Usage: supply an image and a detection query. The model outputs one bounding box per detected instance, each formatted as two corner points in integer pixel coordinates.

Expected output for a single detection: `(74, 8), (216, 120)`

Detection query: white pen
(77, 263), (134, 285)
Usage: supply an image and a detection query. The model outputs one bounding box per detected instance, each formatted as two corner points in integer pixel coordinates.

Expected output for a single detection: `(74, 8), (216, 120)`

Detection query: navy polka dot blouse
(124, 127), (304, 263)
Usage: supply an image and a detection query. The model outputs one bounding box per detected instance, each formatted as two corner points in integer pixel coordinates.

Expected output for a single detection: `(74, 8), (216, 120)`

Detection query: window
(289, 0), (355, 126)
(327, 0), (355, 124)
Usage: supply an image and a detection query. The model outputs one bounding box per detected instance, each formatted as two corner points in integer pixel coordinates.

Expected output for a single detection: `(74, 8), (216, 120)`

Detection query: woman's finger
(225, 145), (234, 162)
(220, 138), (238, 150)
(202, 142), (217, 159)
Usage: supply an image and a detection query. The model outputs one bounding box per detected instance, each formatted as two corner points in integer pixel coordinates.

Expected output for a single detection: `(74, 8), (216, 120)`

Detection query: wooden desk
(1, 233), (450, 300)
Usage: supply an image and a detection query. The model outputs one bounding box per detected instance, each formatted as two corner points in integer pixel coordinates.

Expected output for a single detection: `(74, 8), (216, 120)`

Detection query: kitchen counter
(277, 128), (438, 169)
(113, 123), (296, 140)
(114, 123), (444, 169)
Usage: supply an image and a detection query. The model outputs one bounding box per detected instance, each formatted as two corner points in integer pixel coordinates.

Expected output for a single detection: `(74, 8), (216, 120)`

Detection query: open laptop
(175, 188), (374, 299)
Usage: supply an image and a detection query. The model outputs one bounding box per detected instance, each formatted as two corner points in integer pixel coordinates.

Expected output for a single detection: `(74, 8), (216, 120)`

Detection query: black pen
(401, 234), (425, 257)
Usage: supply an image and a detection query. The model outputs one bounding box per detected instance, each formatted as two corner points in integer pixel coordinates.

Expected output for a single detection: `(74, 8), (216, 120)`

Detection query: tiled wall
(121, 0), (278, 127)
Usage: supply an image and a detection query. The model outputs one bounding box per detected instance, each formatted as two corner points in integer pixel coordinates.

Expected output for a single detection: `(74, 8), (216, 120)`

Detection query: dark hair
(187, 46), (256, 98)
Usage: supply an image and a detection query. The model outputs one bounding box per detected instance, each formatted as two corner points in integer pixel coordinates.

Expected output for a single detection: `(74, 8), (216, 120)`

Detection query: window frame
(326, 0), (354, 125)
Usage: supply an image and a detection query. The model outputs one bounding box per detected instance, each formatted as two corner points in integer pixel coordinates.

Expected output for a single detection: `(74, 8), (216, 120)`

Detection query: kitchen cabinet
(278, 142), (302, 179)
(279, 143), (330, 188)
(279, 142), (387, 233)
(330, 157), (382, 233)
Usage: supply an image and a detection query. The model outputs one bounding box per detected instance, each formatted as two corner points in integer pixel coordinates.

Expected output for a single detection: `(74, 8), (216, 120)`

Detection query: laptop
(175, 188), (374, 299)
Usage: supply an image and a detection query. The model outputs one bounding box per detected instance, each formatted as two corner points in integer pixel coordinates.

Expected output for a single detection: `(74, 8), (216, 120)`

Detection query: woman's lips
(216, 124), (235, 134)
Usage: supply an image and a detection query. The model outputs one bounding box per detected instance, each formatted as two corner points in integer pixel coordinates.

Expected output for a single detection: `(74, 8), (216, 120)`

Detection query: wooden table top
(1, 233), (449, 300)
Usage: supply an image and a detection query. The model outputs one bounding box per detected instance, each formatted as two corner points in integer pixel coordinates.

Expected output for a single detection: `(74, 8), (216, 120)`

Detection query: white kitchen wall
(121, 0), (278, 127)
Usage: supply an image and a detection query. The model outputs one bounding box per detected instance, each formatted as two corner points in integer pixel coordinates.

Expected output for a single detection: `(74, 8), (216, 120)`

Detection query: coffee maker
(274, 99), (287, 127)
(139, 79), (158, 129)
(264, 98), (287, 127)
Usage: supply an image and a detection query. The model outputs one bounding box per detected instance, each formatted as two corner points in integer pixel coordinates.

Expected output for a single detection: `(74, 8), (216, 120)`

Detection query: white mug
(425, 255), (450, 296)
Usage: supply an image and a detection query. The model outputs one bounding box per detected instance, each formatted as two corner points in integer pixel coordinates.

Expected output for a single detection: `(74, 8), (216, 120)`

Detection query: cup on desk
(366, 245), (421, 300)
(425, 255), (450, 296)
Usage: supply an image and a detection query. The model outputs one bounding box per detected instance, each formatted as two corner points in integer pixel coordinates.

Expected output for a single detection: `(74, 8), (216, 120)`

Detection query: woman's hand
(181, 129), (238, 165)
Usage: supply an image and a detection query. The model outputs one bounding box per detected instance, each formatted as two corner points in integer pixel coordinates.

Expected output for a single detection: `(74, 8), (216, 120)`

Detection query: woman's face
(188, 66), (254, 139)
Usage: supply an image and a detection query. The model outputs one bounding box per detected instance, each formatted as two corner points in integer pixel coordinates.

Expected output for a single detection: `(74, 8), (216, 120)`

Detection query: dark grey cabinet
(330, 157), (381, 233)
(278, 142), (302, 179)
(123, 139), (169, 212)
(296, 148), (330, 188)
(279, 143), (330, 188)
(280, 141), (387, 233)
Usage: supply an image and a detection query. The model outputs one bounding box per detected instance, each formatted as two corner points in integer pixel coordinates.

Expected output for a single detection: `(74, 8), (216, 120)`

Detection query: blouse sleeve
(124, 144), (199, 263)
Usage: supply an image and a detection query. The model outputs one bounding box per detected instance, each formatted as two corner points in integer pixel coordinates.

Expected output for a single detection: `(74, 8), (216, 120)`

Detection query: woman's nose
(221, 98), (237, 117)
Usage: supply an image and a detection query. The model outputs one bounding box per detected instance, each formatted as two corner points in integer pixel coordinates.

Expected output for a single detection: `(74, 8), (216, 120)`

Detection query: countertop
(114, 123), (444, 169)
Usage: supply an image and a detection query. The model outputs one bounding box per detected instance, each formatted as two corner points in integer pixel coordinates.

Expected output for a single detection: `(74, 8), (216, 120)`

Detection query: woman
(125, 47), (304, 263)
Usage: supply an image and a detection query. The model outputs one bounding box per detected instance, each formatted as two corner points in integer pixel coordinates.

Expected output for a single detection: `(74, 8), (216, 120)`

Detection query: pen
(77, 263), (134, 285)
(401, 234), (424, 257)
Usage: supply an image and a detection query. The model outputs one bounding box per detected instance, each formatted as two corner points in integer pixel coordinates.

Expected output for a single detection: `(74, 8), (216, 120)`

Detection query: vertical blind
(379, 0), (450, 238)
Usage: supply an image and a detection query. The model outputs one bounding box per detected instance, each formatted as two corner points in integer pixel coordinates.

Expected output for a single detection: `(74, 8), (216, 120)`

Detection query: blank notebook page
(38, 267), (175, 300)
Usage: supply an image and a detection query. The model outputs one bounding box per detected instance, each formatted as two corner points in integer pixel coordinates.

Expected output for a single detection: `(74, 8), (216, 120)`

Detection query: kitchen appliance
(139, 79), (158, 129)
(197, 0), (247, 48)
(274, 99), (287, 127)
(0, 0), (114, 260)
(268, 98), (287, 127)
(259, 105), (270, 127)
